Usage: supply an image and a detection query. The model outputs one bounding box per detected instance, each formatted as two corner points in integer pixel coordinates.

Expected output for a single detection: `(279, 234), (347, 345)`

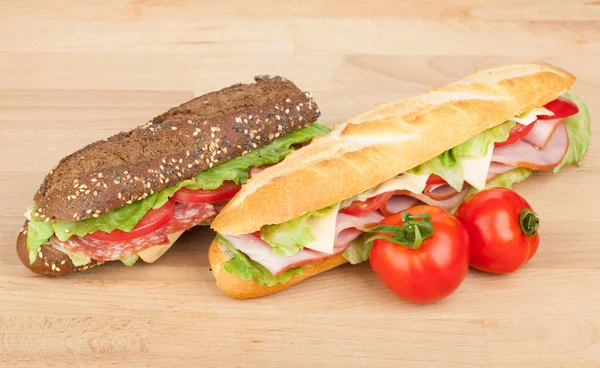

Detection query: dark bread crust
(33, 75), (320, 222)
(17, 221), (101, 277)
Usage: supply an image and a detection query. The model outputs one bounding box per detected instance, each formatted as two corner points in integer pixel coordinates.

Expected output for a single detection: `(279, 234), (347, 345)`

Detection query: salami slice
(56, 202), (217, 261)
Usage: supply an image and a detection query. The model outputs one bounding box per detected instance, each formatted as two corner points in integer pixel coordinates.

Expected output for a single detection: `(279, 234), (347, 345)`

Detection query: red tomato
(340, 191), (394, 216)
(172, 181), (241, 204)
(426, 174), (447, 185)
(494, 122), (536, 148)
(369, 206), (471, 303)
(87, 199), (176, 241)
(539, 96), (579, 120)
(454, 188), (540, 274)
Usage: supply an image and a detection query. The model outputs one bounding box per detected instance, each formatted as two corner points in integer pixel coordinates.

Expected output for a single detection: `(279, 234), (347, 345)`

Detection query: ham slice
(487, 162), (517, 182)
(522, 118), (564, 149)
(225, 211), (384, 276)
(380, 195), (419, 216)
(423, 183), (459, 201)
(492, 122), (568, 170)
(223, 233), (348, 276)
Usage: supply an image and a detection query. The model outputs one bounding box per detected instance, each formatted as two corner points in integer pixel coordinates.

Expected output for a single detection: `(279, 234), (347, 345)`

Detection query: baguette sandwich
(209, 63), (591, 299)
(17, 75), (328, 276)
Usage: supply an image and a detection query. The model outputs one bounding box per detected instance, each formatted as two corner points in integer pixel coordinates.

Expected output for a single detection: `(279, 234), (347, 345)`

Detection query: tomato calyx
(519, 208), (540, 237)
(364, 212), (434, 249)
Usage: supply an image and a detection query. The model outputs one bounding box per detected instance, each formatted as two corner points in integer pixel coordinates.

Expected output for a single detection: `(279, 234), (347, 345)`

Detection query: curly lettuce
(219, 236), (303, 287)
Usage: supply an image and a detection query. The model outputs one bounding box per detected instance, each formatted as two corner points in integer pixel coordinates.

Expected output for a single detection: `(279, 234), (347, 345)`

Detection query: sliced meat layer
(492, 122), (568, 170)
(57, 202), (216, 261)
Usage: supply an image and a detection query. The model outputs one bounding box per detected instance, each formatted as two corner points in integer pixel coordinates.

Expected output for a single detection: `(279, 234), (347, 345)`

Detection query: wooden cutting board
(1, 1), (599, 367)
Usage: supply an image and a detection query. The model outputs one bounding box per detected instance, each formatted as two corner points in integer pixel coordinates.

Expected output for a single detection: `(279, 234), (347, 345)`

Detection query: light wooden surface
(1, 1), (599, 367)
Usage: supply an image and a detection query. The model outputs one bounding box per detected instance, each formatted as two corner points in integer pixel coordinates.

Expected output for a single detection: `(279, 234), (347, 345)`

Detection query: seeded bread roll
(16, 221), (101, 277)
(33, 75), (321, 222)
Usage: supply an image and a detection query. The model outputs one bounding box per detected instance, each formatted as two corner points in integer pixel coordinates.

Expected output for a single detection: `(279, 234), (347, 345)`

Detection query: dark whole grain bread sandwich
(17, 75), (328, 277)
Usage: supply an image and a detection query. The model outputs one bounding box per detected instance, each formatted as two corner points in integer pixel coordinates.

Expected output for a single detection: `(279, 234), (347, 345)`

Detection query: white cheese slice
(459, 144), (494, 191)
(138, 230), (185, 263)
(356, 173), (429, 201)
(509, 107), (554, 125)
(302, 203), (341, 254)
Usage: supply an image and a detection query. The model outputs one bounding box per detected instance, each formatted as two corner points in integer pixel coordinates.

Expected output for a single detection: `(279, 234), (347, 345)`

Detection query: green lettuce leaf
(553, 91), (591, 173)
(26, 122), (331, 263)
(452, 120), (516, 158)
(53, 194), (159, 241)
(119, 254), (139, 267)
(26, 217), (55, 263)
(407, 150), (464, 191)
(260, 204), (337, 256)
(341, 233), (373, 265)
(485, 167), (533, 189)
(219, 236), (303, 287)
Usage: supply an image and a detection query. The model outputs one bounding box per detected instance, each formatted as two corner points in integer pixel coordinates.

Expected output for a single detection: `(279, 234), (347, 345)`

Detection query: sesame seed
(243, 119), (248, 124)
(126, 200), (132, 204)
(299, 116), (304, 121)
(193, 131), (199, 136)
(118, 193), (122, 199)
(98, 173), (103, 178)
(252, 143), (258, 148)
(61, 260), (66, 265)
(278, 125), (283, 131)
(74, 179), (79, 184)
(126, 175), (131, 179)
(92, 213), (99, 218)
(73, 214), (78, 219)
(286, 98), (291, 103)
(187, 164), (193, 168)
(91, 178), (97, 183)
(186, 150), (190, 157)
(45, 262), (50, 267)
(209, 163), (214, 168)
(275, 132), (280, 138)
(200, 154), (205, 159)
(237, 145), (242, 149)
(44, 218), (50, 222)
(55, 267), (61, 272)
(269, 133), (274, 139)
(171, 126), (177, 131)
(179, 158), (183, 163)
(296, 106), (301, 111)
(134, 176), (140, 181)
(175, 165), (180, 170)
(285, 109), (289, 114)
(194, 160), (199, 165)
(165, 178), (170, 183)
(124, 170), (129, 175)
(256, 135), (261, 140)
(34, 212), (40, 217)
(148, 169), (153, 173)
(93, 191), (98, 196)
(147, 182), (151, 188)
(211, 132), (215, 138)
(85, 190), (91, 194)
(177, 172), (182, 177)
(150, 127), (155, 132)
(150, 189), (154, 194)
(86, 209), (92, 214)
(187, 119), (193, 125)
(51, 264), (56, 271)
(64, 229), (70, 233)
(235, 117), (242, 123)
(95, 210), (101, 214)
(103, 183), (107, 189)
(276, 115), (281, 120)
(114, 180), (120, 184)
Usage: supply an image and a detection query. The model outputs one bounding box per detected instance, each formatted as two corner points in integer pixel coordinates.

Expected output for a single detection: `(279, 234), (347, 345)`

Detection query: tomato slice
(87, 199), (176, 241)
(172, 181), (241, 204)
(426, 174), (447, 185)
(494, 122), (536, 148)
(340, 191), (394, 216)
(539, 96), (579, 120)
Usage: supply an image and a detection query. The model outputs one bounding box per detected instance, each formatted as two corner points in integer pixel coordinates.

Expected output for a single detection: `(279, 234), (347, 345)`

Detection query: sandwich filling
(219, 91), (591, 286)
(25, 122), (331, 266)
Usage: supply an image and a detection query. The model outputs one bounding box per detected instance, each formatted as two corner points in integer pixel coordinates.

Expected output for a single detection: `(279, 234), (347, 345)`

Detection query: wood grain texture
(1, 0), (599, 367)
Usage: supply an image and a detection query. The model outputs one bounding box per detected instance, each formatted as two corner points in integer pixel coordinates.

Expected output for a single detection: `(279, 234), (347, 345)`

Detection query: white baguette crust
(208, 239), (348, 299)
(212, 62), (576, 235)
